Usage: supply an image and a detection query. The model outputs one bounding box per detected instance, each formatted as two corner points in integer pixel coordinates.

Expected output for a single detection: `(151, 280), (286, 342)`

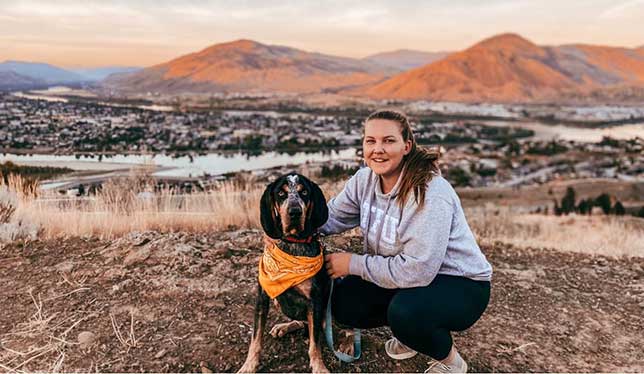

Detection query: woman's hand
(325, 252), (352, 279)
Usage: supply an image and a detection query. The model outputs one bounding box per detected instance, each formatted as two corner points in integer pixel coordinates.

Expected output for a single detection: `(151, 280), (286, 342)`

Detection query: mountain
(0, 60), (86, 84)
(362, 49), (450, 71)
(73, 66), (141, 81)
(356, 33), (644, 103)
(0, 71), (48, 90)
(104, 39), (391, 94)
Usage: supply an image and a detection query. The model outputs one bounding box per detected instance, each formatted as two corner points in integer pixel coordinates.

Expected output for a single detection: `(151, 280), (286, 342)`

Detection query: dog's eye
(301, 190), (308, 196)
(277, 191), (286, 197)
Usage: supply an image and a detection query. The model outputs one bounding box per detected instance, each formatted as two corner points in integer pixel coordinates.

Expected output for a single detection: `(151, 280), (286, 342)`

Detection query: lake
(0, 148), (359, 177)
(483, 120), (644, 142)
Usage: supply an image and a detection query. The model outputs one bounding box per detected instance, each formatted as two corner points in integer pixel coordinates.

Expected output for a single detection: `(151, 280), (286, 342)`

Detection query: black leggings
(332, 274), (490, 360)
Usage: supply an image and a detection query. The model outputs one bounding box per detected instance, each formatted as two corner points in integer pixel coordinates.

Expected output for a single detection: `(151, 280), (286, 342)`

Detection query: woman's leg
(386, 275), (491, 360)
(331, 275), (397, 329)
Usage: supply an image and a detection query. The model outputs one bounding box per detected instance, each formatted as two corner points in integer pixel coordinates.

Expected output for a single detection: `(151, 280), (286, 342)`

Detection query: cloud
(599, 0), (644, 19)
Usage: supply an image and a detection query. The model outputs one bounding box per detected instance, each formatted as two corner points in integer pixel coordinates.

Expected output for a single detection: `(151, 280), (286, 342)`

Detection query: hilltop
(1, 229), (642, 372)
(357, 33), (644, 103)
(103, 39), (392, 94)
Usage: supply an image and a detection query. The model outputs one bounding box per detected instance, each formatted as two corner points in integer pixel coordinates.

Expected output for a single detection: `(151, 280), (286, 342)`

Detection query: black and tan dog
(238, 173), (330, 373)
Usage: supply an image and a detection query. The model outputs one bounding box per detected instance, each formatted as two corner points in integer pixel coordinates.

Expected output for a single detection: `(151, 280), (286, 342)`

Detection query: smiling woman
(322, 110), (492, 373)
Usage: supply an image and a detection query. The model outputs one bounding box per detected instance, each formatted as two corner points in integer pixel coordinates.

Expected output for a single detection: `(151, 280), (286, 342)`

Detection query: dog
(238, 173), (331, 373)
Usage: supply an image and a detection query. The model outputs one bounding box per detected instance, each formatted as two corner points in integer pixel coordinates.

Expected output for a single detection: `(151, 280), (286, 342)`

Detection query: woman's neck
(380, 168), (403, 194)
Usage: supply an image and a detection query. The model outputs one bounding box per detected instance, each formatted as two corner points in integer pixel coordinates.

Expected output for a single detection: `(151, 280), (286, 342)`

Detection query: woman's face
(363, 119), (412, 180)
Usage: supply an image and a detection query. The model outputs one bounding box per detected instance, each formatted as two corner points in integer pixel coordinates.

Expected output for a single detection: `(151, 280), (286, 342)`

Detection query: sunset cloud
(0, 0), (642, 67)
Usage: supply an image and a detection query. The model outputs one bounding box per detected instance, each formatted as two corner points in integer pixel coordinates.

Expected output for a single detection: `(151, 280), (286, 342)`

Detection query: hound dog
(238, 173), (331, 373)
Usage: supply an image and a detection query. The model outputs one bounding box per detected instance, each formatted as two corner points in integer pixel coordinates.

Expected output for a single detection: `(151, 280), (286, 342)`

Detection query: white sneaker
(424, 358), (468, 373)
(385, 337), (418, 360)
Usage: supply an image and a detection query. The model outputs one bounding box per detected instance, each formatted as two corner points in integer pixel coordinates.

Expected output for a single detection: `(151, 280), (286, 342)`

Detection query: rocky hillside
(362, 49), (450, 71)
(1, 229), (642, 372)
(104, 40), (391, 94)
(355, 33), (644, 103)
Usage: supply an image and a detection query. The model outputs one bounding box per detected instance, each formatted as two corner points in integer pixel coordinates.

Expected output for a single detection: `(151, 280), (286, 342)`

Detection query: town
(1, 94), (642, 192)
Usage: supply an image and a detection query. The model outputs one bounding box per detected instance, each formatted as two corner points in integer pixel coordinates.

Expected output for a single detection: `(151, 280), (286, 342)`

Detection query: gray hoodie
(320, 167), (492, 289)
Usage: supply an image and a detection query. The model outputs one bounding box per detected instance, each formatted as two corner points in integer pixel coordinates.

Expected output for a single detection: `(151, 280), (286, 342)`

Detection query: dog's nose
(288, 206), (302, 217)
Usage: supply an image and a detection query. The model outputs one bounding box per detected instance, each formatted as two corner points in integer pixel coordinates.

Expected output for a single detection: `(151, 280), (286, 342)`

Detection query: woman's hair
(365, 109), (442, 209)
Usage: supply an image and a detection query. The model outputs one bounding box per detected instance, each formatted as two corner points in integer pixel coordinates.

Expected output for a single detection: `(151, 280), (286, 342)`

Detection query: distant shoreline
(13, 88), (644, 129)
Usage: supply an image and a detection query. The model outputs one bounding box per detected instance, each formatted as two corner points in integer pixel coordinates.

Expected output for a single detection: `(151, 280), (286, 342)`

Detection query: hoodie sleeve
(319, 169), (364, 236)
(348, 194), (453, 289)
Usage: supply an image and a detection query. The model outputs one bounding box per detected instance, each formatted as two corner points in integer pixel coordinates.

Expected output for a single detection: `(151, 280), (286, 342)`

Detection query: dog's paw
(237, 360), (258, 373)
(338, 329), (355, 357)
(269, 320), (306, 338)
(309, 360), (330, 374)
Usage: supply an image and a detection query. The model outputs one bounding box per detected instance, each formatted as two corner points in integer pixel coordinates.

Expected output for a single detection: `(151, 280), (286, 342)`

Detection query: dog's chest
(275, 279), (315, 321)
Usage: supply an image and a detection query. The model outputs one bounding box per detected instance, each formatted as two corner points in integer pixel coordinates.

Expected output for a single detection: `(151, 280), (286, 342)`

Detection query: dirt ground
(1, 229), (643, 373)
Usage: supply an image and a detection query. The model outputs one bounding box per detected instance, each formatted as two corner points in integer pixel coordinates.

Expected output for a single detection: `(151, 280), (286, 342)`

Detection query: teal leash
(324, 278), (361, 363)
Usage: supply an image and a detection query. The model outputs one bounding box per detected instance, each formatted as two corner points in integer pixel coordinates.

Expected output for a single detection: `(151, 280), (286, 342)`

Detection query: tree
(614, 201), (626, 216)
(577, 199), (590, 215)
(554, 200), (562, 216)
(560, 187), (576, 215)
(595, 193), (612, 215)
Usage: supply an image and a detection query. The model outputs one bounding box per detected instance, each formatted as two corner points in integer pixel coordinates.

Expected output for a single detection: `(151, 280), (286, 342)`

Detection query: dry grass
(468, 205), (644, 258)
(3, 172), (642, 257)
(8, 173), (265, 238)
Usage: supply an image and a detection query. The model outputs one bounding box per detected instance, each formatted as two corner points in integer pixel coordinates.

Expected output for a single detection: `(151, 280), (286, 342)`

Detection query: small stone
(77, 331), (96, 349)
(200, 361), (213, 373)
(55, 261), (75, 273)
(155, 349), (167, 359)
(124, 247), (152, 266)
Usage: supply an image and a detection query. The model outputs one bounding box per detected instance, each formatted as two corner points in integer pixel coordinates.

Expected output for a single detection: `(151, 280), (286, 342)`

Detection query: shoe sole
(386, 349), (418, 360)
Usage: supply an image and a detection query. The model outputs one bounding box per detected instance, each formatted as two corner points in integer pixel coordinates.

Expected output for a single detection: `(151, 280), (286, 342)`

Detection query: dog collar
(283, 235), (314, 244)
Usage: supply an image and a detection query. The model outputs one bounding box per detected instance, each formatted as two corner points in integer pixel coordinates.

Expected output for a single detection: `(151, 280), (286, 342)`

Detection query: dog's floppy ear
(260, 182), (282, 239)
(308, 180), (329, 230)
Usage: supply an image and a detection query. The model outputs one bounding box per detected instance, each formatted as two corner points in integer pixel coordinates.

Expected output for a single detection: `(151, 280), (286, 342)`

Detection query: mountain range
(104, 39), (398, 94)
(359, 33), (644, 102)
(3, 34), (644, 103)
(362, 49), (450, 71)
(0, 61), (141, 90)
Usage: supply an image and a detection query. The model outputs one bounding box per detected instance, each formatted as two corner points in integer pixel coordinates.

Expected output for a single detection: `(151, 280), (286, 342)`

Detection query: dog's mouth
(284, 220), (305, 234)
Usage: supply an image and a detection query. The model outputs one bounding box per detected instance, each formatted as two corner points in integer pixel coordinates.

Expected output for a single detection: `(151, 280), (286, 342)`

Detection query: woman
(321, 110), (492, 373)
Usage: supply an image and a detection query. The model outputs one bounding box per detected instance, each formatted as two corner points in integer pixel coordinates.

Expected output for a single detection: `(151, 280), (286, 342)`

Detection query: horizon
(1, 0), (643, 68)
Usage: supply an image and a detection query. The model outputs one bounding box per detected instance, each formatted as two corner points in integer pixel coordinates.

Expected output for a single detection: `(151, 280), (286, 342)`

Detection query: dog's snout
(288, 206), (302, 217)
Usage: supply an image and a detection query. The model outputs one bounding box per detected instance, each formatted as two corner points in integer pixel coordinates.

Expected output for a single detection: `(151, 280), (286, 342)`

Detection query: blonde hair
(364, 110), (442, 209)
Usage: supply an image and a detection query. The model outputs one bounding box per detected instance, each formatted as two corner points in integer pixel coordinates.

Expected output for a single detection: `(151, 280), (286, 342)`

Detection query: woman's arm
(348, 195), (453, 289)
(318, 169), (365, 235)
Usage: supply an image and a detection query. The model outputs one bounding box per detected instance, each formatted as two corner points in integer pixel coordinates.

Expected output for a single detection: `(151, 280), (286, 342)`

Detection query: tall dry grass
(6, 171), (265, 238)
(4, 173), (643, 257)
(468, 205), (644, 258)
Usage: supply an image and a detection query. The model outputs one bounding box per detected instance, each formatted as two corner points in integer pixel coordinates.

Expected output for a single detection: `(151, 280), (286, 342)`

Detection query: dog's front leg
(307, 301), (329, 373)
(238, 283), (270, 373)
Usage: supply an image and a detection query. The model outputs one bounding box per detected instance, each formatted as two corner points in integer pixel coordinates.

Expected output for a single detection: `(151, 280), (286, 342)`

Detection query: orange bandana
(258, 241), (324, 299)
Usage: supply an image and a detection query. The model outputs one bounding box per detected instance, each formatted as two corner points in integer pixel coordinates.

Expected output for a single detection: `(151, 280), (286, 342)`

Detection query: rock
(55, 261), (75, 273)
(174, 243), (193, 254)
(155, 349), (167, 359)
(77, 331), (96, 349)
(124, 247), (152, 266)
(134, 238), (151, 247)
(200, 361), (213, 373)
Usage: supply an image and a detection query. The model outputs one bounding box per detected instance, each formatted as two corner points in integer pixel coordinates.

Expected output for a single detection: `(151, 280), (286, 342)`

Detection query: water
(482, 120), (644, 142)
(11, 88), (174, 112)
(0, 148), (358, 177)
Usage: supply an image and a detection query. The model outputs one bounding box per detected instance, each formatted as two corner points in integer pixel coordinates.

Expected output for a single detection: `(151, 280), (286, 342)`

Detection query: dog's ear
(260, 182), (282, 239)
(308, 180), (329, 230)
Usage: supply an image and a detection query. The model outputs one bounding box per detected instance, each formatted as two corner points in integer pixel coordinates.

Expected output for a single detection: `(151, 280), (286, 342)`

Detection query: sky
(1, 0), (643, 68)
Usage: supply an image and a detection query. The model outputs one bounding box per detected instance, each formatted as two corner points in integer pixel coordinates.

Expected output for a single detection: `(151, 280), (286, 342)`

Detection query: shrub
(595, 193), (612, 215)
(614, 201), (626, 216)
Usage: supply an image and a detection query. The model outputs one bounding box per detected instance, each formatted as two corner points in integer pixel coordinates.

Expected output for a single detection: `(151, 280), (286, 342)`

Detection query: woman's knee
(387, 295), (425, 336)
